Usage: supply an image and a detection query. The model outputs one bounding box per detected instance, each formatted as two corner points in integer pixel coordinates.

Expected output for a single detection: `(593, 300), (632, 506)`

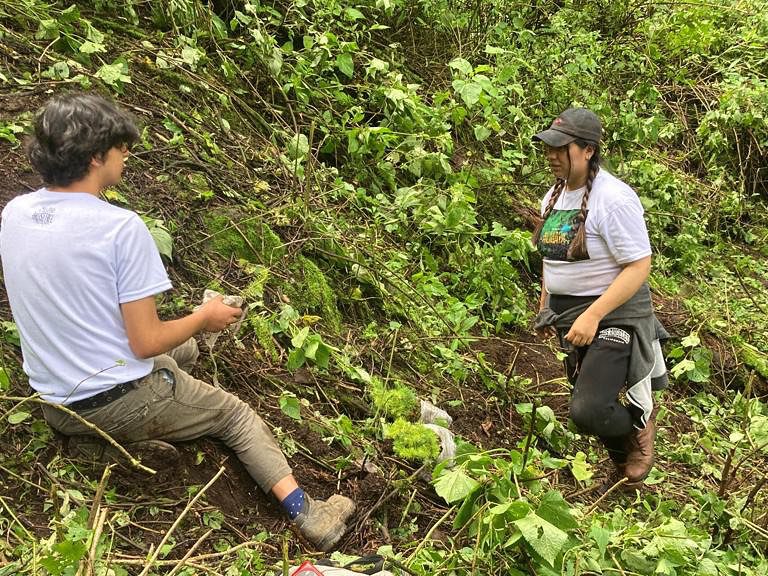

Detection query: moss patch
(205, 208), (285, 265)
(285, 255), (343, 333)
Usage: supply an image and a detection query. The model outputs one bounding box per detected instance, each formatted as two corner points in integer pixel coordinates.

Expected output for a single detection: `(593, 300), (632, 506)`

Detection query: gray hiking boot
(67, 435), (179, 469)
(294, 494), (356, 552)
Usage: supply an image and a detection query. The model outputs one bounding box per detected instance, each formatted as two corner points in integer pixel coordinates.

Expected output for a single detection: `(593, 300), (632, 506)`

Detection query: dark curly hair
(26, 93), (140, 187)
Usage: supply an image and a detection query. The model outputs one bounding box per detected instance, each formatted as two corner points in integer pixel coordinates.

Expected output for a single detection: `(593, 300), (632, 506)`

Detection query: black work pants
(550, 295), (640, 447)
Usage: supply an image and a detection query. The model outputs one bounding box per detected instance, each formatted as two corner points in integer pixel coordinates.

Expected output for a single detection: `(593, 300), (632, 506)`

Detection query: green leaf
(473, 125), (492, 141)
(286, 347), (306, 370)
(697, 558), (719, 576)
(514, 512), (568, 567)
(455, 81), (482, 107)
(570, 451), (594, 482)
(308, 338), (331, 369)
(291, 326), (310, 348)
(536, 491), (579, 531)
(448, 58), (473, 75)
(453, 492), (477, 529)
(181, 46), (204, 69)
(433, 469), (480, 504)
(749, 415), (768, 449)
(484, 44), (506, 54)
(279, 393), (301, 420)
(681, 333), (700, 348)
(95, 60), (131, 89)
(344, 7), (365, 20)
(670, 359), (695, 379)
(8, 411), (31, 424)
(79, 41), (105, 54)
(141, 217), (173, 261)
(0, 367), (9, 391)
(286, 133), (309, 161)
(336, 53), (354, 78)
(590, 521), (611, 559)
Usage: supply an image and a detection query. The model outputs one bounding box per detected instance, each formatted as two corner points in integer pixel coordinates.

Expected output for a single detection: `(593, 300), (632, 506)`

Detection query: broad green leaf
(304, 335), (332, 368)
(344, 7), (364, 20)
(670, 359), (695, 379)
(589, 521), (611, 559)
(8, 411), (31, 424)
(484, 44), (506, 54)
(749, 415), (768, 450)
(0, 367), (9, 391)
(452, 493), (477, 529)
(279, 393), (301, 420)
(536, 491), (579, 531)
(474, 125), (492, 141)
(514, 512), (568, 567)
(570, 451), (594, 482)
(286, 347), (306, 370)
(336, 53), (354, 78)
(448, 58), (473, 75)
(433, 469), (480, 504)
(141, 218), (173, 261)
(681, 333), (700, 348)
(286, 133), (309, 161)
(452, 81), (482, 107)
(697, 558), (719, 576)
(95, 61), (131, 88)
(291, 326), (310, 348)
(181, 46), (204, 69)
(79, 41), (105, 54)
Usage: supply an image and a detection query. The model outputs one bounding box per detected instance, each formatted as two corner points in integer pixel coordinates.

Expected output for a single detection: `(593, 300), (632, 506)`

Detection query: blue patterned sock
(281, 487), (306, 520)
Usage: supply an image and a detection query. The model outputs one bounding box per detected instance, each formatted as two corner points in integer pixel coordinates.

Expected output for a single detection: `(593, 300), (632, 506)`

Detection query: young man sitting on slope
(0, 92), (355, 552)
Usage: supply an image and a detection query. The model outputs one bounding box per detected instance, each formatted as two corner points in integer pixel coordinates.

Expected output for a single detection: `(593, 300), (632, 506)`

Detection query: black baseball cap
(532, 108), (602, 147)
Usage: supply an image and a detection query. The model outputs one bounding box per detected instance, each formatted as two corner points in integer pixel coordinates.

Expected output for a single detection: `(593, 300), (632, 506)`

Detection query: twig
(520, 403), (537, 472)
(585, 477), (629, 515)
(1, 395), (156, 474)
(137, 466), (226, 576)
(356, 464), (427, 530)
(166, 529), (214, 576)
(0, 496), (33, 540)
(111, 538), (275, 564)
(76, 465), (113, 576)
(405, 505), (456, 565)
(83, 508), (108, 576)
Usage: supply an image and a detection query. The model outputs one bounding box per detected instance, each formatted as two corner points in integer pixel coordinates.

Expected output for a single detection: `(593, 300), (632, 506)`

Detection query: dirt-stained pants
(41, 338), (292, 493)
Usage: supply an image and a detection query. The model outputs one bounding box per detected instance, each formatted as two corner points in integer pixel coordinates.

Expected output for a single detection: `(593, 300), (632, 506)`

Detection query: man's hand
(564, 310), (600, 347)
(198, 294), (243, 332)
(122, 294), (242, 359)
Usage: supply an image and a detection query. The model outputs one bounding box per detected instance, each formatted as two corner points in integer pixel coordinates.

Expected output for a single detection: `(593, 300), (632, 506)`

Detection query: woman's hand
(564, 310), (600, 347)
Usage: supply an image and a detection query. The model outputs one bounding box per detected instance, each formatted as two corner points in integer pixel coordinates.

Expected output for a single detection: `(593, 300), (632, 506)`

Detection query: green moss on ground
(205, 208), (285, 265)
(285, 255), (343, 333)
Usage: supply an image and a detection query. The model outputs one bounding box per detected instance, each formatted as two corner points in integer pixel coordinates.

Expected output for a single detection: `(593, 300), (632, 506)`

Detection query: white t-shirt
(538, 169), (651, 296)
(0, 189), (172, 404)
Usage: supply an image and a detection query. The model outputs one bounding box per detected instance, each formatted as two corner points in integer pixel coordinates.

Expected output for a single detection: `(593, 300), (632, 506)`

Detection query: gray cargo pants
(41, 338), (292, 492)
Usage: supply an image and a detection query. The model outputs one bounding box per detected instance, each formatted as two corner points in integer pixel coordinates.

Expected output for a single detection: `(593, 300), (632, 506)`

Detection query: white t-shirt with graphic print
(538, 169), (651, 296)
(0, 189), (172, 404)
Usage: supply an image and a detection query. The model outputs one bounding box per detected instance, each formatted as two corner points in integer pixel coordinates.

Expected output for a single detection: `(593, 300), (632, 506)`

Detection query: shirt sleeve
(597, 201), (652, 265)
(115, 215), (173, 303)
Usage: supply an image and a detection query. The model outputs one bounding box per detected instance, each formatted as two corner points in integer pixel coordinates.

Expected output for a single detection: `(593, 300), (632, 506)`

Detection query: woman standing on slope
(531, 108), (668, 488)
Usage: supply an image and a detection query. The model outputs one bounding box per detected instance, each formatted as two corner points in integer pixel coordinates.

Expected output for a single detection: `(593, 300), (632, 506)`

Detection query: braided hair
(532, 139), (601, 261)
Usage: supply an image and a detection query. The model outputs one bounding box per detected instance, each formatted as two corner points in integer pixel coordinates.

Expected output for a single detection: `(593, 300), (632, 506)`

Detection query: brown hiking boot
(294, 494), (356, 552)
(623, 408), (658, 484)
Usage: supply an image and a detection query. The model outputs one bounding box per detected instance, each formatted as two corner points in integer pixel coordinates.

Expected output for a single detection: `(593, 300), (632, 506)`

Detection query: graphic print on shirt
(32, 206), (56, 225)
(537, 209), (590, 261)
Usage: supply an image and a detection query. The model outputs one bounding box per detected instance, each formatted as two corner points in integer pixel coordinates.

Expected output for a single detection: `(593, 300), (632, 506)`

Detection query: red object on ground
(291, 561), (325, 576)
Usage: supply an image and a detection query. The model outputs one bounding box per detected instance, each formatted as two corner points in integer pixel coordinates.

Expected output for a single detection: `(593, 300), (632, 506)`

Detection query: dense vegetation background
(1, 0), (767, 574)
